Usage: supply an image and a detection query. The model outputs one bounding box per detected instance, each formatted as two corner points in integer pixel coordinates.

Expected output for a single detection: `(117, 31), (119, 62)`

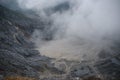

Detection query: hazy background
(1, 0), (120, 61)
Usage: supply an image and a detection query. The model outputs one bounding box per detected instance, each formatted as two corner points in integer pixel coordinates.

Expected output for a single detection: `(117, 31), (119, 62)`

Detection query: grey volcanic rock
(0, 5), (59, 79)
(95, 54), (120, 80)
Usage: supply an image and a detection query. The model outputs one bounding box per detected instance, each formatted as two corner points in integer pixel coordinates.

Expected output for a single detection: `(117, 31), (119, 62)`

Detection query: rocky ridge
(0, 5), (62, 79)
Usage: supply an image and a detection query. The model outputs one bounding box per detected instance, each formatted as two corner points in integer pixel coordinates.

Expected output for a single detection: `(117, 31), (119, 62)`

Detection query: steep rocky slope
(0, 5), (62, 80)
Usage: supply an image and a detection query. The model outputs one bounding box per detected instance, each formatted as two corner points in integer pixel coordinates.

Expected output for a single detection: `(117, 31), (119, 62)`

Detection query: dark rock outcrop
(0, 5), (57, 79)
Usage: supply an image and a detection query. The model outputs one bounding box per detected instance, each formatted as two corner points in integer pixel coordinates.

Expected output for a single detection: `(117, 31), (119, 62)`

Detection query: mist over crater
(30, 0), (120, 61)
(2, 0), (120, 61)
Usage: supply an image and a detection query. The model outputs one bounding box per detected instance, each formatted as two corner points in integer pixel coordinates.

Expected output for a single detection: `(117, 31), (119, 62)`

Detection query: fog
(1, 0), (120, 60)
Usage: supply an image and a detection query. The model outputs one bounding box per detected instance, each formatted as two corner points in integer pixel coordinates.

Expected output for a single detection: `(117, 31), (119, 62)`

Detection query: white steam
(6, 0), (120, 60)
